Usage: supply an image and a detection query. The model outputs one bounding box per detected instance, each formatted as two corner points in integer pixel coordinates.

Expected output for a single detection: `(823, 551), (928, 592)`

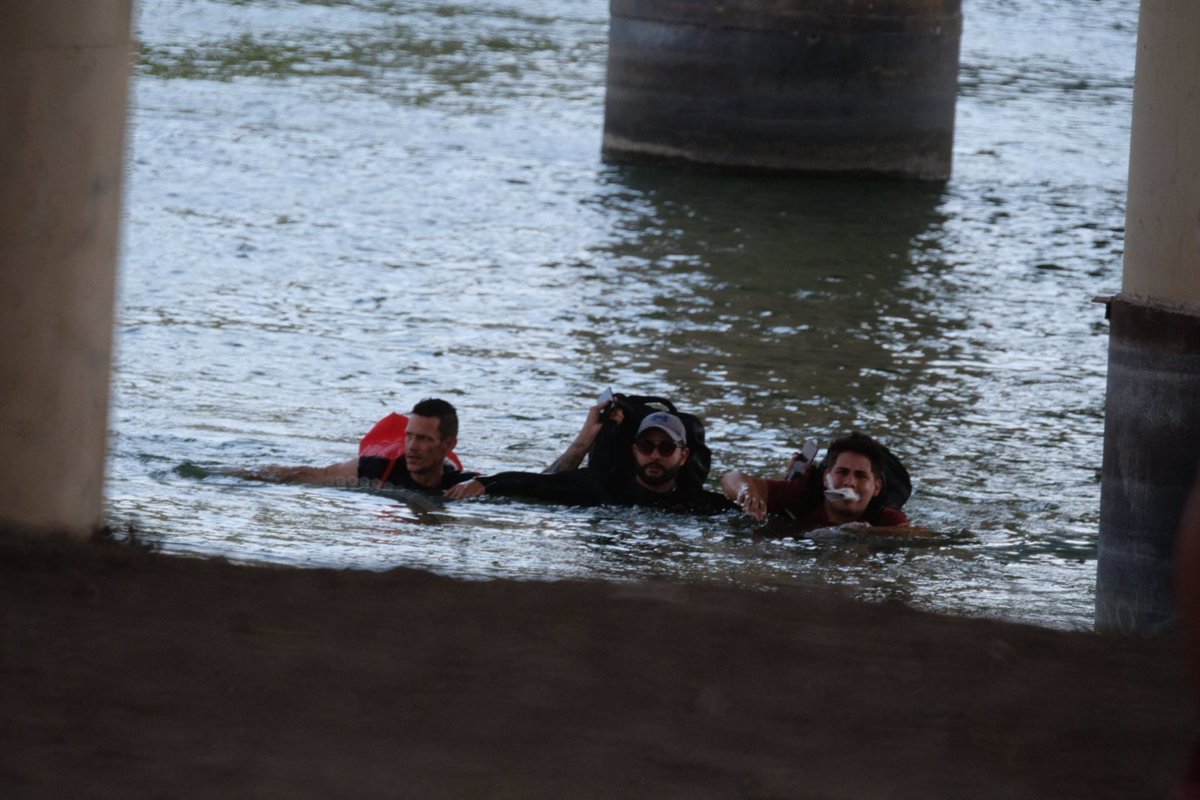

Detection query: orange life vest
(358, 413), (463, 484)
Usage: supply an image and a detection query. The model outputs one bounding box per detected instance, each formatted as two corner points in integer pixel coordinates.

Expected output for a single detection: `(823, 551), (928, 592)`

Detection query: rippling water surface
(113, 0), (1139, 629)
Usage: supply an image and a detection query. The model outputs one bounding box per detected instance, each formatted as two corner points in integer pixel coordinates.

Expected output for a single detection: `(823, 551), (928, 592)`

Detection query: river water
(113, 0), (1139, 630)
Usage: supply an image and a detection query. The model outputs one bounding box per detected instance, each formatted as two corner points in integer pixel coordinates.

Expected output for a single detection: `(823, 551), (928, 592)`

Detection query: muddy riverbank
(0, 529), (1192, 799)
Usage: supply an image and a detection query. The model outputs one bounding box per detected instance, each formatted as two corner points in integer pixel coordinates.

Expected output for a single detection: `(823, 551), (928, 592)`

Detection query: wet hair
(825, 431), (885, 482)
(410, 397), (459, 441)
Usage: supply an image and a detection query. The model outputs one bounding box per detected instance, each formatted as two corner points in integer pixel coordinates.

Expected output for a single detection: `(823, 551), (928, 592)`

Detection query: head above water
(410, 397), (458, 441)
(632, 412), (690, 492)
(822, 431), (886, 521)
(825, 431), (885, 482)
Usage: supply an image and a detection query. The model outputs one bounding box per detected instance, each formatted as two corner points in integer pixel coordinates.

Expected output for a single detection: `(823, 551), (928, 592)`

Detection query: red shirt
(763, 479), (909, 531)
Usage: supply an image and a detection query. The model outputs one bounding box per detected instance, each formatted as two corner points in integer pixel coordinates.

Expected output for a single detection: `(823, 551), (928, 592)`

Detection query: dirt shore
(0, 530), (1193, 799)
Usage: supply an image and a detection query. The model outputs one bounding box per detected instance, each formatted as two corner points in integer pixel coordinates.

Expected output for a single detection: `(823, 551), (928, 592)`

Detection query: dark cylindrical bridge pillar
(602, 0), (963, 180)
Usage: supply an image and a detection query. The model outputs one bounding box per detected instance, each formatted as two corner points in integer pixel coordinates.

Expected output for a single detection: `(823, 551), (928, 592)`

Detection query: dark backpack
(586, 394), (713, 491)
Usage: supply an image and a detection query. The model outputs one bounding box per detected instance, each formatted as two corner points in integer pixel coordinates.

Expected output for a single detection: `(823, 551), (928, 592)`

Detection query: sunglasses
(634, 439), (681, 457)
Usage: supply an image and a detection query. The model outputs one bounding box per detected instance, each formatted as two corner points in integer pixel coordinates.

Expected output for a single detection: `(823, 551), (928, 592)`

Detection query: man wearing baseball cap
(446, 408), (734, 514)
(630, 411), (691, 491)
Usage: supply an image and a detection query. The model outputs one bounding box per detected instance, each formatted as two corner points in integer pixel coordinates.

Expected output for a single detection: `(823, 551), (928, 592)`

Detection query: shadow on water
(578, 162), (952, 455)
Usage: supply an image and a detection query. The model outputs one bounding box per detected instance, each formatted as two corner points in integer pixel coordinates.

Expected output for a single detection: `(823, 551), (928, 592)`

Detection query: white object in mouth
(824, 487), (860, 503)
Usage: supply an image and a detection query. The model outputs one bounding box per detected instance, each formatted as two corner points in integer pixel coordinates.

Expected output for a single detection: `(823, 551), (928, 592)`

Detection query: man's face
(405, 414), (453, 474)
(824, 451), (882, 519)
(631, 429), (688, 491)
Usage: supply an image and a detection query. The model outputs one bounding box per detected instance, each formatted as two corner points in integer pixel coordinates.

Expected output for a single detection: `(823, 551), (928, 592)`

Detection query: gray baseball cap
(636, 411), (687, 445)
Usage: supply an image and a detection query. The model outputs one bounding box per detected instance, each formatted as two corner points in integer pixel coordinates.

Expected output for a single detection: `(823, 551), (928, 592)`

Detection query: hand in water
(735, 483), (768, 522)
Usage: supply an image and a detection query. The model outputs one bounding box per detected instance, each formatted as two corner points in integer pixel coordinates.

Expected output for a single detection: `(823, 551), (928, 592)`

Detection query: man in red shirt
(720, 432), (909, 533)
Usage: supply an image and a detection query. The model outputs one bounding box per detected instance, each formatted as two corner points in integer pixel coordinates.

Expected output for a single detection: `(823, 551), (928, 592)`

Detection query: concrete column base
(1096, 295), (1200, 632)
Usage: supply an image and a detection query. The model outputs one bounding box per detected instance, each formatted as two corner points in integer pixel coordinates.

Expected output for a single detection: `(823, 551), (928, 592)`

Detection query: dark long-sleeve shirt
(359, 455), (478, 492)
(479, 469), (735, 516)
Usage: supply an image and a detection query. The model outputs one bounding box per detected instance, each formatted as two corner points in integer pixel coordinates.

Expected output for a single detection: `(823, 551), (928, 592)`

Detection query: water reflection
(586, 165), (948, 417)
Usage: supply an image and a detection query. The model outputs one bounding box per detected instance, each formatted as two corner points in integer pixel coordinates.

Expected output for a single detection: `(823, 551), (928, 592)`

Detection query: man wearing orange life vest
(233, 397), (477, 492)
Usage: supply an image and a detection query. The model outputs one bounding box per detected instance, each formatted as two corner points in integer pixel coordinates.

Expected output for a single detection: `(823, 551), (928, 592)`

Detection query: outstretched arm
(720, 470), (771, 522)
(446, 469), (602, 506)
(227, 458), (358, 486)
(543, 401), (624, 474)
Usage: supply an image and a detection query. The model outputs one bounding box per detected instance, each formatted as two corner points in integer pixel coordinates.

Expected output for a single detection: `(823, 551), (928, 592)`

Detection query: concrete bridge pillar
(0, 2), (134, 536)
(602, 0), (962, 180)
(1096, 1), (1200, 632)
